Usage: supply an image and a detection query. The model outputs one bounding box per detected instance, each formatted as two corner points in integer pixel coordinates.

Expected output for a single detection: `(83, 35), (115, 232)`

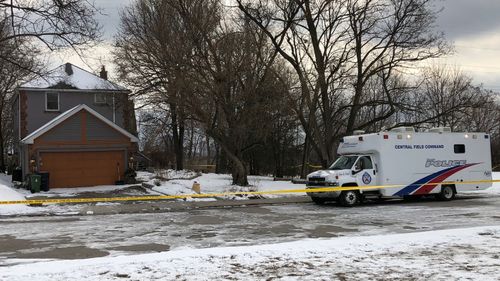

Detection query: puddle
(182, 215), (225, 225)
(0, 235), (36, 253)
(307, 225), (357, 238)
(108, 243), (170, 252)
(14, 246), (109, 259)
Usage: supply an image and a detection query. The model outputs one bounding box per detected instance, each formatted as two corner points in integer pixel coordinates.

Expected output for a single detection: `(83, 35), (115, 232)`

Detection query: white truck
(306, 127), (492, 206)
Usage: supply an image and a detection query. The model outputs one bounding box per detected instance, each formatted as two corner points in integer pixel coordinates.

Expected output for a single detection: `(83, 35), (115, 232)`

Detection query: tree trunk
(205, 135), (211, 165)
(0, 133), (4, 172)
(219, 144), (248, 186)
(0, 110), (4, 172)
(187, 119), (194, 160)
(300, 134), (309, 179)
(170, 104), (184, 170)
(231, 158), (248, 186)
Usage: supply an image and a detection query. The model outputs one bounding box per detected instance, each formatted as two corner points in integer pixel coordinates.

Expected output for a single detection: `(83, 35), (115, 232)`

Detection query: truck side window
(454, 144), (465, 154)
(358, 156), (373, 169)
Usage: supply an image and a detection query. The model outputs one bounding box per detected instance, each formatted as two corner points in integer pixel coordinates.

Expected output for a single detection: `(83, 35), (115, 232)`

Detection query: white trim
(21, 104), (139, 144)
(45, 92), (60, 111)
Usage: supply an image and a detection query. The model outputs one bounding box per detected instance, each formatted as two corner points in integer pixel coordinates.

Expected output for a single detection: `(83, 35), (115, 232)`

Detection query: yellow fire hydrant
(192, 181), (201, 194)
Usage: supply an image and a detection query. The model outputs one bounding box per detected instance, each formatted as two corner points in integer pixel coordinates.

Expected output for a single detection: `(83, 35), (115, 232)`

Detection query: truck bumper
(306, 187), (341, 198)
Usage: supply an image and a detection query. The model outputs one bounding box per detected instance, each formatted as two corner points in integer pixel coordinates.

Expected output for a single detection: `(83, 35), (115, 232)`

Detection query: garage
(20, 105), (139, 188)
(39, 151), (126, 188)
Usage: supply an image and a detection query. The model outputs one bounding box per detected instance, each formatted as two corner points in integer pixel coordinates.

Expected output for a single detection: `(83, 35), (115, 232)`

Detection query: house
(12, 63), (138, 188)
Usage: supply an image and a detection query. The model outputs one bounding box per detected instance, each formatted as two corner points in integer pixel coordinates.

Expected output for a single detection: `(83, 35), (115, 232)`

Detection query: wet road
(1, 193), (499, 266)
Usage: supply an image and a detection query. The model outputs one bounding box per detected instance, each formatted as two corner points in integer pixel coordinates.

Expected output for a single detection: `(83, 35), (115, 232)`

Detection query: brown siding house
(14, 63), (138, 188)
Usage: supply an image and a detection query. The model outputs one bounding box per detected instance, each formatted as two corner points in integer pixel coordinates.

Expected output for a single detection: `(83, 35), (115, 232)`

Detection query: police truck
(306, 127), (493, 206)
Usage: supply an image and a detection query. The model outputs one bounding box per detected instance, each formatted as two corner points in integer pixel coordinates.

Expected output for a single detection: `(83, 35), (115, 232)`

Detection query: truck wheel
(339, 190), (360, 207)
(311, 197), (327, 205)
(436, 185), (455, 201)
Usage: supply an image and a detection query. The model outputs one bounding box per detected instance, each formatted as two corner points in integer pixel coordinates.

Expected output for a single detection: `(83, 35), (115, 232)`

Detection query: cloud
(437, 0), (500, 40)
(95, 0), (135, 39)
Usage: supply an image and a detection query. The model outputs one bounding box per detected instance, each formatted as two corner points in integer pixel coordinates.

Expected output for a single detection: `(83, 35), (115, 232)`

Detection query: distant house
(12, 63), (138, 188)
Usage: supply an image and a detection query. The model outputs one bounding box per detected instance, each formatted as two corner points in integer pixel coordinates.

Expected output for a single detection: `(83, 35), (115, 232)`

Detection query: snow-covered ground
(1, 226), (499, 280)
(0, 174), (35, 215)
(138, 170), (306, 199)
(1, 171), (499, 216)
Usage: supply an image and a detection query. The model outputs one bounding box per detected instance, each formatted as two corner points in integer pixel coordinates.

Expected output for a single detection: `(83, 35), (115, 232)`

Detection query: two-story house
(12, 63), (138, 188)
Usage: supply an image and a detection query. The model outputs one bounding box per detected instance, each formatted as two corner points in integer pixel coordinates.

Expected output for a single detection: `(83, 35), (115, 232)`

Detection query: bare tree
(391, 67), (484, 129)
(237, 0), (449, 167)
(115, 0), (294, 185)
(0, 0), (101, 67)
(0, 19), (41, 171)
(114, 0), (198, 170)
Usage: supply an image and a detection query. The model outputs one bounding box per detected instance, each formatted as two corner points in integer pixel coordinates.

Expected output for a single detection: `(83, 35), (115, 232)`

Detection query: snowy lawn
(1, 226), (499, 280)
(139, 170), (306, 199)
(1, 171), (499, 216)
(0, 174), (34, 215)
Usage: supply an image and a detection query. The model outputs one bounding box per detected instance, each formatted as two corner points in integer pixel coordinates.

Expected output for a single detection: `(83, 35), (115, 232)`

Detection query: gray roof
(20, 63), (127, 91)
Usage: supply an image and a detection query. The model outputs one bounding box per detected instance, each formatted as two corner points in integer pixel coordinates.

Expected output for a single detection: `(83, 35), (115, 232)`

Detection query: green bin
(30, 174), (41, 193)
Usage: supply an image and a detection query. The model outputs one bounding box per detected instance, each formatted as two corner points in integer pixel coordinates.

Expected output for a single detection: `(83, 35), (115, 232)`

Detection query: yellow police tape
(0, 179), (499, 206)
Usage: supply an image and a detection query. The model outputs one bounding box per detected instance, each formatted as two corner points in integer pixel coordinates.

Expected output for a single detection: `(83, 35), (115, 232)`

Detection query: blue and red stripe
(393, 163), (479, 197)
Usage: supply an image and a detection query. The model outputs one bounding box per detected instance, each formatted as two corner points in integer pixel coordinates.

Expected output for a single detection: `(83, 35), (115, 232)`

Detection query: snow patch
(20, 63), (126, 90)
(140, 171), (306, 199)
(1, 226), (499, 280)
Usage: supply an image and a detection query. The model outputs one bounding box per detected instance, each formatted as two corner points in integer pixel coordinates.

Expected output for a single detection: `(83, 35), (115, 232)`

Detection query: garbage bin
(29, 174), (41, 193)
(37, 172), (50, 192)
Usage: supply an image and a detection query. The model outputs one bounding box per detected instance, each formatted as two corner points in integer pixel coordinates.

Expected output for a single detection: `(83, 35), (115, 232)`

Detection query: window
(94, 93), (106, 104)
(355, 156), (373, 170)
(454, 144), (466, 154)
(329, 156), (358, 170)
(45, 92), (59, 111)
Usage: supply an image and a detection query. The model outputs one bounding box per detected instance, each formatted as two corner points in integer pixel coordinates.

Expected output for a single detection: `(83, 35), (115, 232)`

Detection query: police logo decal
(362, 172), (372, 184)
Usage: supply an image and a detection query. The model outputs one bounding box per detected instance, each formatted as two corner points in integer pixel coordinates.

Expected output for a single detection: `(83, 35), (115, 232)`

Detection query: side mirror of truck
(352, 167), (361, 175)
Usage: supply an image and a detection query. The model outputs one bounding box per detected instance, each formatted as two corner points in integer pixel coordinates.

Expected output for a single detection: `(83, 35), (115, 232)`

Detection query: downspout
(112, 93), (116, 123)
(17, 90), (21, 141)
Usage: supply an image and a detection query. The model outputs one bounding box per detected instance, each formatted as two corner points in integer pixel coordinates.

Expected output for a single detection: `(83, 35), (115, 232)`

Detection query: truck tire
(436, 185), (455, 201)
(311, 197), (327, 205)
(339, 190), (360, 207)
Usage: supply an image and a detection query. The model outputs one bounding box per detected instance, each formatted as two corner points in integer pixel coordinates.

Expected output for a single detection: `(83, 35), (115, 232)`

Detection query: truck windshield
(329, 156), (358, 170)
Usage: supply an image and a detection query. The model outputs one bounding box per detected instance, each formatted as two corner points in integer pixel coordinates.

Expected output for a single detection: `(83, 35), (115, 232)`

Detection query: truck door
(353, 156), (377, 187)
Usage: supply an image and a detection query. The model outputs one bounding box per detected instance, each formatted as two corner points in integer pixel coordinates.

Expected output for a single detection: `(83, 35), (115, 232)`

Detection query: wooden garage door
(39, 151), (125, 188)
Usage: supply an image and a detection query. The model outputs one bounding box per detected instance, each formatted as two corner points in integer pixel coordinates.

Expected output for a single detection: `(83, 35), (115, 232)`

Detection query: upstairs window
(45, 92), (59, 111)
(94, 93), (106, 104)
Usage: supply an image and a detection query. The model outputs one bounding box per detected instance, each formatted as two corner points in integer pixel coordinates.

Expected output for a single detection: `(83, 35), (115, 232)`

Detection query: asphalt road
(1, 193), (499, 266)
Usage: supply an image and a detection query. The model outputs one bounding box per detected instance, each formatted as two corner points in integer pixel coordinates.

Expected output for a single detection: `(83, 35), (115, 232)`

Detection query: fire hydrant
(192, 181), (201, 194)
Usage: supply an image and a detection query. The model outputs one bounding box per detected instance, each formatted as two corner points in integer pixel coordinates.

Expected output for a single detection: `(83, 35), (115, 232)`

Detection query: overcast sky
(55, 0), (500, 91)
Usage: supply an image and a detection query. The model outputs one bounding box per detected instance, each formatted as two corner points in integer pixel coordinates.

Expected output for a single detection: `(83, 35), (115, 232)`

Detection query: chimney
(100, 66), (108, 80)
(65, 63), (73, 75)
